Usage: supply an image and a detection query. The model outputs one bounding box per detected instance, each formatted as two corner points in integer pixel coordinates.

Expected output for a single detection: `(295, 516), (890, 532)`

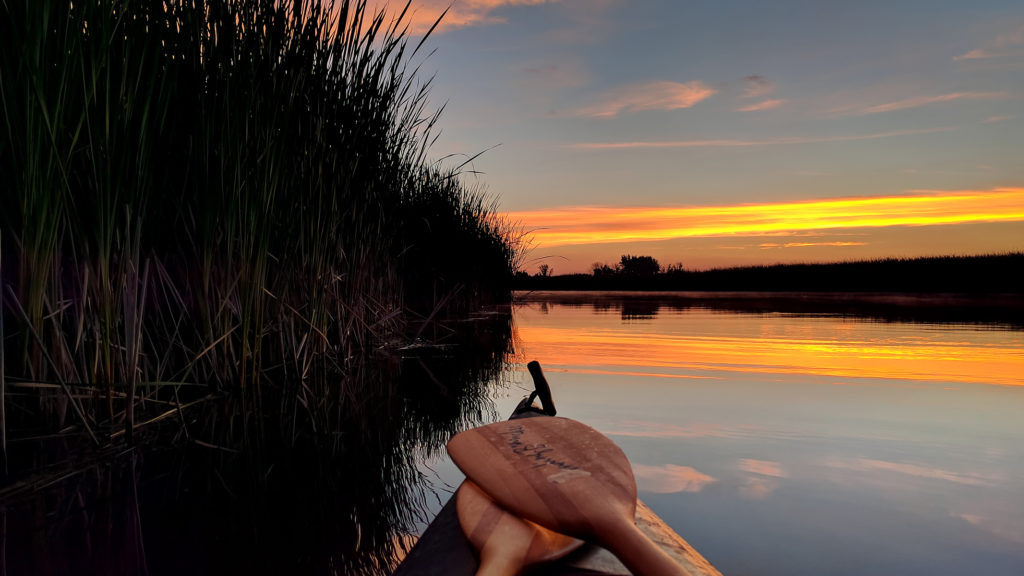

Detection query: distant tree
(592, 262), (616, 276)
(664, 262), (686, 274)
(618, 254), (660, 276)
(537, 263), (552, 277)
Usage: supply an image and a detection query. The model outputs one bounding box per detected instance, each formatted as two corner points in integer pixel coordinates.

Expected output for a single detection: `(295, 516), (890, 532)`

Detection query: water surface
(462, 293), (1024, 576)
(2, 313), (515, 576)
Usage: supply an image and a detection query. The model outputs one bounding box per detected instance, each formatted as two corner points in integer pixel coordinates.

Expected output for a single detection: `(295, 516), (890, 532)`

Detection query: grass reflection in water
(1, 312), (514, 576)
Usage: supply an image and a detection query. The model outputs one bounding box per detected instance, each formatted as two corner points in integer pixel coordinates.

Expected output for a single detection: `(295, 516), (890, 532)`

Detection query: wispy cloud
(739, 477), (780, 499)
(743, 74), (775, 98)
(825, 458), (1002, 486)
(604, 420), (743, 440)
(953, 512), (1024, 545)
(522, 62), (588, 90)
(982, 114), (1016, 124)
(738, 98), (787, 112)
(759, 241), (867, 249)
(632, 464), (716, 494)
(737, 459), (787, 499)
(995, 24), (1024, 46)
(738, 459), (787, 478)
(953, 48), (1003, 61)
(833, 92), (1009, 116)
(955, 24), (1024, 61)
(567, 126), (954, 150)
(504, 187), (1024, 247)
(372, 0), (561, 35)
(568, 81), (716, 118)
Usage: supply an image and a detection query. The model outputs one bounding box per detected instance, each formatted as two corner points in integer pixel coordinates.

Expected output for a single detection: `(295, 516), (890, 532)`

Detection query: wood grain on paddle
(447, 417), (689, 576)
(456, 480), (582, 576)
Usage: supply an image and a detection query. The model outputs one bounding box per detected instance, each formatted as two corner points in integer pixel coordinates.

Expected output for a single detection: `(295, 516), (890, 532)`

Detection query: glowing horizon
(505, 187), (1024, 248)
(368, 2), (1024, 273)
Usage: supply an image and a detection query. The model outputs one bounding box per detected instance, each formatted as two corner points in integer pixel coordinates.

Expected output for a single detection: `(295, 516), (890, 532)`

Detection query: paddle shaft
(599, 515), (690, 576)
(475, 549), (527, 576)
(458, 480), (583, 576)
(471, 519), (580, 576)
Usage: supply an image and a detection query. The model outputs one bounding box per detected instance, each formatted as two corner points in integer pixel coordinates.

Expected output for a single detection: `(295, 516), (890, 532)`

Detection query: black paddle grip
(526, 361), (557, 416)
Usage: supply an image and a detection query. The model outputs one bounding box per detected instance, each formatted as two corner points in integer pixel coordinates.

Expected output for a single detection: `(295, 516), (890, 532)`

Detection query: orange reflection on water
(516, 308), (1024, 387)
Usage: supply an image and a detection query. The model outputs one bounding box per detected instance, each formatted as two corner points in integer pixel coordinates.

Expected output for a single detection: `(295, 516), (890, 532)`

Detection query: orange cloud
(835, 91), (1009, 115)
(371, 0), (560, 35)
(737, 98), (787, 112)
(507, 188), (1024, 248)
(567, 126), (954, 149)
(569, 81), (716, 118)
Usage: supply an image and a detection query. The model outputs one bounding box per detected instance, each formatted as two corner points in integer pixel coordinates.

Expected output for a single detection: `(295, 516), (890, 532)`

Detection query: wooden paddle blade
(446, 416), (637, 538)
(449, 417), (688, 575)
(456, 481), (583, 575)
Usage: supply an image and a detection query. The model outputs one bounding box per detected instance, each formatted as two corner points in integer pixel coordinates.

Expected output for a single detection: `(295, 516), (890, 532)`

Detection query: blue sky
(378, 0), (1024, 271)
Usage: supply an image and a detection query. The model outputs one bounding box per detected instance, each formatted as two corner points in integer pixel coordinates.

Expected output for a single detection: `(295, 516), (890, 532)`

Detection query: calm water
(422, 292), (1024, 576)
(3, 313), (514, 576)
(8, 294), (1023, 575)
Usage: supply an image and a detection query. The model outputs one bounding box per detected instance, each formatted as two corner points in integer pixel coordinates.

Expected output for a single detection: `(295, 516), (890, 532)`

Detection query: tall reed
(0, 0), (520, 448)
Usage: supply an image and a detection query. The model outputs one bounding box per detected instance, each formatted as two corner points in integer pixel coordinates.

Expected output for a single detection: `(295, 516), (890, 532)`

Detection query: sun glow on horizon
(505, 187), (1024, 248)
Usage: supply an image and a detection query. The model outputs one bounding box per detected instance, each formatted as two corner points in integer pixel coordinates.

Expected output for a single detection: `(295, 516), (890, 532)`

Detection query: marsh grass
(0, 0), (520, 456)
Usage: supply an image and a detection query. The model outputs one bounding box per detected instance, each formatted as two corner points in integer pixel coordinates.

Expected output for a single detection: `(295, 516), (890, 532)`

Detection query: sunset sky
(378, 0), (1024, 273)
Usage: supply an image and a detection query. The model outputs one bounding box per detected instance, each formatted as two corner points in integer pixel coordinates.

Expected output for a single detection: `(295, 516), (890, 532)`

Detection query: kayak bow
(393, 362), (722, 576)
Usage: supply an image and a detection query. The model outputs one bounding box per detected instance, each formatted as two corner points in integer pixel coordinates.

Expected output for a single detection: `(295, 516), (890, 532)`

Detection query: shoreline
(513, 290), (1024, 326)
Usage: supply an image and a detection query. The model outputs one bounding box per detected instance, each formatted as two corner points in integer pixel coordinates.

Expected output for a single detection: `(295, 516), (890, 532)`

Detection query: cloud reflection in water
(509, 298), (1024, 574)
(632, 464), (717, 494)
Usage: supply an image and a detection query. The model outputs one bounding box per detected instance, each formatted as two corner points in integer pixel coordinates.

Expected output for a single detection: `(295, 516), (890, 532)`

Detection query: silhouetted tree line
(514, 253), (1024, 294)
(591, 255), (662, 277)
